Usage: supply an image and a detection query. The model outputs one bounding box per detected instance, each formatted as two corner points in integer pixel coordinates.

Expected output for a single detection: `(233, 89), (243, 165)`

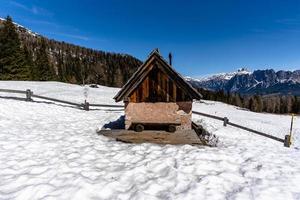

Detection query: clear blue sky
(1, 0), (300, 77)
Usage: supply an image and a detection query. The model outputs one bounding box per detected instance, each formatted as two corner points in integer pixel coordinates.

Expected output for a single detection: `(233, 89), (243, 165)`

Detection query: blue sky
(1, 0), (300, 77)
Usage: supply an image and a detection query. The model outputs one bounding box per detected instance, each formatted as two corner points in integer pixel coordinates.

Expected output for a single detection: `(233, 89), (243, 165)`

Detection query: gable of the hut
(114, 49), (202, 102)
(129, 63), (193, 103)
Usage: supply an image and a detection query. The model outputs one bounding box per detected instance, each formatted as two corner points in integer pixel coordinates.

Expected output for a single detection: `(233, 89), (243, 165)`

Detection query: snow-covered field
(0, 81), (299, 200)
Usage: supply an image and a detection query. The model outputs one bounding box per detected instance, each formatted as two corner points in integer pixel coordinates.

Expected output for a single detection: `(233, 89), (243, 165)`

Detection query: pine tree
(279, 97), (288, 113)
(57, 49), (65, 81)
(33, 38), (55, 81)
(296, 97), (300, 114)
(292, 96), (300, 114)
(234, 93), (242, 107)
(23, 45), (34, 80)
(254, 95), (263, 112)
(248, 97), (257, 111)
(0, 16), (30, 80)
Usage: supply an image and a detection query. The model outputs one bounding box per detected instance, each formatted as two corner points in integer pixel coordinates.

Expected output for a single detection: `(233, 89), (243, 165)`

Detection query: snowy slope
(0, 81), (299, 200)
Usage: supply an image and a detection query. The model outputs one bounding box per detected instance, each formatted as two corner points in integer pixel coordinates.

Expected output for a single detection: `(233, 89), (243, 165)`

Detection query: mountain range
(188, 68), (300, 96)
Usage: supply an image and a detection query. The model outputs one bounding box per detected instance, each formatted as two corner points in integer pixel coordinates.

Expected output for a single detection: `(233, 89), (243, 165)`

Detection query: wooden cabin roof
(114, 49), (202, 102)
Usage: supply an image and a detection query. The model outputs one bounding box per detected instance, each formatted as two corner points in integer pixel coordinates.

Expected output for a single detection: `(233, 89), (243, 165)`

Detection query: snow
(0, 81), (299, 200)
(189, 68), (251, 82)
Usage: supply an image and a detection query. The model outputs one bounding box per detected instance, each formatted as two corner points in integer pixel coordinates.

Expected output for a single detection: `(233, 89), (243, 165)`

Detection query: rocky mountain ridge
(188, 69), (300, 95)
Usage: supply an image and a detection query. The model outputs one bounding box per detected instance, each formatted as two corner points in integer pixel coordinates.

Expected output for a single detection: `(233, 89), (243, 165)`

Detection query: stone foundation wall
(125, 102), (192, 130)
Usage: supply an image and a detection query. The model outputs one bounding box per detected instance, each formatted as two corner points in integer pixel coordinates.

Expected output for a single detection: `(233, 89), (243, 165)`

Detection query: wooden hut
(114, 49), (202, 132)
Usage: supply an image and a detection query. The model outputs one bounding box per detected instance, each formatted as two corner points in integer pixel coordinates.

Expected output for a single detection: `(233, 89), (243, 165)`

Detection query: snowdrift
(0, 81), (299, 200)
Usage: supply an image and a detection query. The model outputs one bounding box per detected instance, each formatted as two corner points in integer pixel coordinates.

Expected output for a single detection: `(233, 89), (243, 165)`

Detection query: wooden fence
(192, 111), (289, 147)
(0, 88), (123, 110)
(0, 88), (291, 147)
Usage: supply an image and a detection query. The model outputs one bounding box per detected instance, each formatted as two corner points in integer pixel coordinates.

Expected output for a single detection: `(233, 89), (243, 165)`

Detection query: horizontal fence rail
(227, 121), (285, 143)
(192, 111), (287, 145)
(0, 88), (27, 94)
(89, 103), (123, 108)
(32, 94), (82, 107)
(192, 111), (224, 121)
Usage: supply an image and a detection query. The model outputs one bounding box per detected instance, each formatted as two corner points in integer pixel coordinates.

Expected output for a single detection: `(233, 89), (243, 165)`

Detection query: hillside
(0, 81), (299, 199)
(0, 17), (142, 87)
(188, 68), (300, 96)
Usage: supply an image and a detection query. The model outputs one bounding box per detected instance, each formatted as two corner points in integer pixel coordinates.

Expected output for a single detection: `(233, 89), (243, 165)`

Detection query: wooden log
(173, 82), (176, 100)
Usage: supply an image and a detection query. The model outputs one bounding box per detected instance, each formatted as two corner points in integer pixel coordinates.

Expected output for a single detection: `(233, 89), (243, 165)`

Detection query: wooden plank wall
(129, 65), (192, 103)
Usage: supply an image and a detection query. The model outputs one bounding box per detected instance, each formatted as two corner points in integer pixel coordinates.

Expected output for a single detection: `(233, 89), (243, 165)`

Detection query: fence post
(83, 100), (89, 111)
(284, 114), (295, 148)
(223, 117), (229, 126)
(284, 135), (291, 147)
(26, 89), (32, 101)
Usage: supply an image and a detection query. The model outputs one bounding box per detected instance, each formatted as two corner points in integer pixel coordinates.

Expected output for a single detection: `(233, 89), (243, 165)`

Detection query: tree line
(198, 88), (300, 114)
(0, 16), (141, 87)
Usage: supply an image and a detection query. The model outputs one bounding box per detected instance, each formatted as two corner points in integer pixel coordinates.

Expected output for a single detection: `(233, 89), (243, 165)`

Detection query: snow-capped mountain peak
(205, 68), (251, 81)
(187, 68), (251, 83)
(187, 68), (300, 95)
(237, 67), (251, 74)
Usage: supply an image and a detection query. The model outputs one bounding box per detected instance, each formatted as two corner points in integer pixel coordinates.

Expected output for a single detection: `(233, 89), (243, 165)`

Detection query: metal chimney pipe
(168, 52), (172, 66)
